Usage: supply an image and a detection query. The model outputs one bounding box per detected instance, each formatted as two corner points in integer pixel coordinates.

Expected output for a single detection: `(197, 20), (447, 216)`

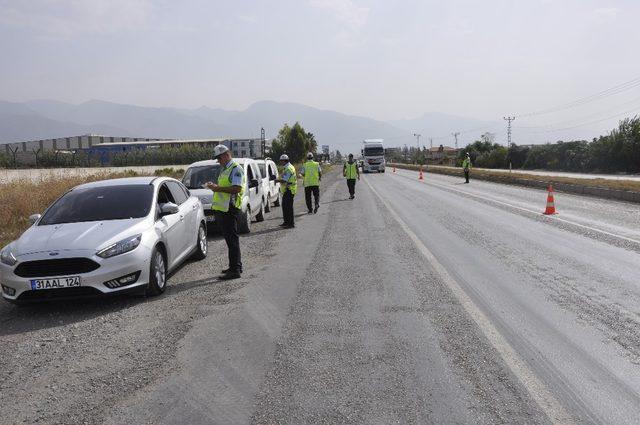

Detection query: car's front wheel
(146, 246), (167, 296)
(191, 223), (208, 260)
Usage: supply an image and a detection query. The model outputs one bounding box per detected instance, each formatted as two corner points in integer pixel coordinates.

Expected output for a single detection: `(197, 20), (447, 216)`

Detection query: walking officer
(277, 154), (297, 228)
(206, 145), (245, 280)
(300, 152), (322, 214)
(343, 153), (360, 199)
(462, 152), (472, 184)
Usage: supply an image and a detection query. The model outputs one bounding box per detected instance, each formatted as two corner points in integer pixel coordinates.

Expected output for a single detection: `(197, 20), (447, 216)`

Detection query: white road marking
(394, 169), (640, 246)
(364, 176), (576, 424)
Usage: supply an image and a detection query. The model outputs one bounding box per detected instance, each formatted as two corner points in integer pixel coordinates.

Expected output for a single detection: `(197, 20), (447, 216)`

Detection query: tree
(271, 122), (318, 163)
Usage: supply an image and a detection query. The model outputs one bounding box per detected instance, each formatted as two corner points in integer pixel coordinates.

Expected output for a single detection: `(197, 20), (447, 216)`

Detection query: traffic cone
(543, 184), (557, 215)
(419, 166), (424, 180)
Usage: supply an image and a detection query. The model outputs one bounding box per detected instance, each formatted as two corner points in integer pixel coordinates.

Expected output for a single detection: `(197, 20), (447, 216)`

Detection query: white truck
(361, 139), (386, 173)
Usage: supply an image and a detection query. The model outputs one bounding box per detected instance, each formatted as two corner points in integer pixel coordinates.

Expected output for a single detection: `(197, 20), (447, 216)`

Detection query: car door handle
(192, 204), (197, 210)
(179, 214), (184, 221)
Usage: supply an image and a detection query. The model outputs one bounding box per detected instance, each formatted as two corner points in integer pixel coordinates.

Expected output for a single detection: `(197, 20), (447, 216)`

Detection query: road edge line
(392, 169), (640, 246)
(363, 176), (575, 424)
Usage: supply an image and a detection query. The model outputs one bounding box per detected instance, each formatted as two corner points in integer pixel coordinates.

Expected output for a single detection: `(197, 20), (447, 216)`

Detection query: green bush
(459, 116), (640, 173)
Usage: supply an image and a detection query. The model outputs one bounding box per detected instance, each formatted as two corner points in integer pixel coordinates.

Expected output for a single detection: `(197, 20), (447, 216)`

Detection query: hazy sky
(1, 0), (639, 144)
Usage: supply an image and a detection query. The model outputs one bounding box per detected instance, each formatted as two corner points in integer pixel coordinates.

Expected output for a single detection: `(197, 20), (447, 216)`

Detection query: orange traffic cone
(543, 185), (557, 215)
(419, 166), (424, 180)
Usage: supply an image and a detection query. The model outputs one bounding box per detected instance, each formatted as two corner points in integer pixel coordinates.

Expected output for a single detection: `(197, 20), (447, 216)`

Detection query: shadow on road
(0, 256), (216, 336)
(0, 293), (146, 336)
(323, 198), (352, 204)
(241, 227), (287, 237)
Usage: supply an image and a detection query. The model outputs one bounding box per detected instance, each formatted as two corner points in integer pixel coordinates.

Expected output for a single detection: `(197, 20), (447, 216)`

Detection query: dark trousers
(464, 169), (470, 183)
(347, 179), (356, 197)
(215, 208), (242, 272)
(282, 191), (295, 225)
(304, 186), (320, 211)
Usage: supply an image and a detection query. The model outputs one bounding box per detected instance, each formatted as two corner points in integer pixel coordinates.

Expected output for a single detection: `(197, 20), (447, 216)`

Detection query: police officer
(462, 152), (472, 184)
(343, 153), (360, 199)
(277, 154), (297, 228)
(300, 152), (322, 214)
(206, 145), (245, 280)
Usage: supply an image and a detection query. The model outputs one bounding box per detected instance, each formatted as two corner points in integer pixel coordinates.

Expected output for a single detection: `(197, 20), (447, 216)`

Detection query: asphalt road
(1, 168), (638, 424)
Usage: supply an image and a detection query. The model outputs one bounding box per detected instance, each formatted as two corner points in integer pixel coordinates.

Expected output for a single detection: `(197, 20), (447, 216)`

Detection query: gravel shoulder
(0, 171), (339, 425)
(1, 169), (549, 424)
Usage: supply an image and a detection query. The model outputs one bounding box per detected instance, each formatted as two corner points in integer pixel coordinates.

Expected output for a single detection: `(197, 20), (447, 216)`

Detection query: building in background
(2, 134), (272, 166)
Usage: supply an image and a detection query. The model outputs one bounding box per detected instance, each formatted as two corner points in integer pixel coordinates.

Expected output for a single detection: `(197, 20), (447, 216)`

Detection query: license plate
(30, 276), (81, 290)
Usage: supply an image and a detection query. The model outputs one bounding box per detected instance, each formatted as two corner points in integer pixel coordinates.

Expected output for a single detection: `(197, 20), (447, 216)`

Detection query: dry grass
(389, 163), (640, 192)
(0, 169), (187, 249)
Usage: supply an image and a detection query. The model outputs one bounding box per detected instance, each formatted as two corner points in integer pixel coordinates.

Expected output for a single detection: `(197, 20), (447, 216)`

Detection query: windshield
(182, 165), (221, 189)
(40, 185), (154, 225)
(257, 163), (266, 178)
(364, 147), (384, 156)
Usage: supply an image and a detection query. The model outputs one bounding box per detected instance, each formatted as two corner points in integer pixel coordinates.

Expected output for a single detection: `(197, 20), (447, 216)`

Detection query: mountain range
(0, 99), (497, 152)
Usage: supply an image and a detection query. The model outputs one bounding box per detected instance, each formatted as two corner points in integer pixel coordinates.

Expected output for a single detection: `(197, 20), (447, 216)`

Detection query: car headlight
(0, 245), (17, 266)
(96, 234), (142, 259)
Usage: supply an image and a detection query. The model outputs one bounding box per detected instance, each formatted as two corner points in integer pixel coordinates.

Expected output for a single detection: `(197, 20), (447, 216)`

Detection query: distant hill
(0, 101), (129, 141)
(1, 99), (497, 152)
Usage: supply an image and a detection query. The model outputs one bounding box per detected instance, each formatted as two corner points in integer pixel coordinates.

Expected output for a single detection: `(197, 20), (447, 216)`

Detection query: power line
(515, 95), (640, 130)
(517, 107), (640, 134)
(516, 75), (640, 118)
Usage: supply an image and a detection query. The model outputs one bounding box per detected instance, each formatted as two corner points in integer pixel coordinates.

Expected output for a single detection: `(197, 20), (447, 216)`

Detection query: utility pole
(503, 117), (515, 172)
(452, 132), (460, 150)
(260, 127), (265, 158)
(413, 133), (421, 149)
(429, 138), (433, 150)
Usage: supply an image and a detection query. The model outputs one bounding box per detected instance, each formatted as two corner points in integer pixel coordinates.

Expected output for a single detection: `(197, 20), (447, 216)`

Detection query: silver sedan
(0, 176), (208, 303)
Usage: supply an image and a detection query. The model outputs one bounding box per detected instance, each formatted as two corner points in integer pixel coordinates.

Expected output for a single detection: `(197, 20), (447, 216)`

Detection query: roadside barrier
(543, 185), (557, 215)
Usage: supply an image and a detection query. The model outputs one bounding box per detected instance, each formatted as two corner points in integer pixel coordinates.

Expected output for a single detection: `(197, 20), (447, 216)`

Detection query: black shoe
(283, 224), (295, 228)
(313, 205), (319, 214)
(219, 271), (241, 280)
(222, 268), (242, 274)
(221, 268), (231, 274)
(279, 223), (287, 227)
(308, 210), (313, 214)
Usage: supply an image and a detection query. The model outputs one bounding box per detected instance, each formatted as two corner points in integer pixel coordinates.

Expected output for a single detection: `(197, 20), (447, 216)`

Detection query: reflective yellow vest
(344, 162), (358, 179)
(212, 162), (245, 212)
(280, 163), (297, 195)
(303, 160), (320, 187)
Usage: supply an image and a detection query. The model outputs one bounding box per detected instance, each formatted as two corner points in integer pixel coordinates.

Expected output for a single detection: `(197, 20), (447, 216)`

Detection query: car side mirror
(159, 202), (179, 216)
(249, 179), (259, 188)
(29, 214), (42, 225)
(269, 175), (276, 181)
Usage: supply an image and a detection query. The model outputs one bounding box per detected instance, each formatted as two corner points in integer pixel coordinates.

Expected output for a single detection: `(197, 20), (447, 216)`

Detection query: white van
(254, 158), (281, 211)
(182, 158), (266, 233)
